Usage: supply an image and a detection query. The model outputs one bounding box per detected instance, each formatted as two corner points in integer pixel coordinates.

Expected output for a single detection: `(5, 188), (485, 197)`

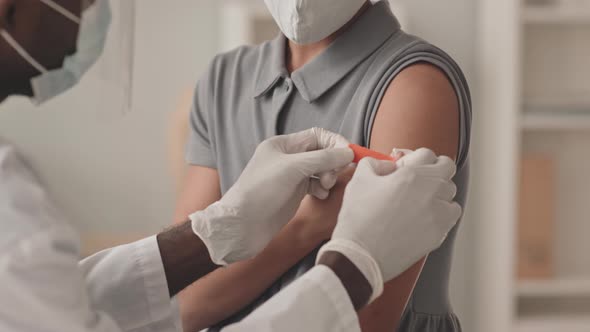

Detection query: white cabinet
(515, 317), (590, 332)
(476, 0), (590, 331)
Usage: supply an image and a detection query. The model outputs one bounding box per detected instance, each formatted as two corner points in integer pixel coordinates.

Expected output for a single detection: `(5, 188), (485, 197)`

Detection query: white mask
(264, 0), (367, 45)
(0, 0), (111, 105)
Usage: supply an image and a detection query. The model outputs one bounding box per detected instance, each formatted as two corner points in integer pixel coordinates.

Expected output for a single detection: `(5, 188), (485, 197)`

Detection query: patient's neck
(287, 38), (334, 73)
(286, 2), (371, 73)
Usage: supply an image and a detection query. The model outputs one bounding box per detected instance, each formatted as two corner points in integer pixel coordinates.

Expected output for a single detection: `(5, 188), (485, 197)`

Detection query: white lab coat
(0, 140), (360, 332)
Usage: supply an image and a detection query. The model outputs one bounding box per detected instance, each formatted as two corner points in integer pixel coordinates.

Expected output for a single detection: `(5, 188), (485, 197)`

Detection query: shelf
(517, 279), (590, 297)
(523, 7), (590, 24)
(521, 112), (590, 130)
(515, 316), (590, 332)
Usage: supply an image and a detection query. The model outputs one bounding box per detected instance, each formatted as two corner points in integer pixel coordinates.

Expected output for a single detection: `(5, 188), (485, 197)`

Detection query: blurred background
(0, 0), (589, 331)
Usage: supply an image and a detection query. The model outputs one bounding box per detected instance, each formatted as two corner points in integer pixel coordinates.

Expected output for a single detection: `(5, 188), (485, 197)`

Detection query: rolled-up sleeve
(185, 58), (219, 169)
(223, 265), (361, 332)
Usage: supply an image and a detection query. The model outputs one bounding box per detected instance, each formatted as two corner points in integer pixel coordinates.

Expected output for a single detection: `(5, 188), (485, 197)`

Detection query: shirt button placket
(285, 78), (293, 92)
(270, 77), (295, 135)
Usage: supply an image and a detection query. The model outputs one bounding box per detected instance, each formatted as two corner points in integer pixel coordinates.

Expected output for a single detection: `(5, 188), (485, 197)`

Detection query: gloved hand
(191, 128), (354, 265)
(317, 148), (462, 302)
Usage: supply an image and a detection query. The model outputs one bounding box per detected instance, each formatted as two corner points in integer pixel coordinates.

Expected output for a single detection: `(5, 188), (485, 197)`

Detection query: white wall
(0, 0), (221, 235)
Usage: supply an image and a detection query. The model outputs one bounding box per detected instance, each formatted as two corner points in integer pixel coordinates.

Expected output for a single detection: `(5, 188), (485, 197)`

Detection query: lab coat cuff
(308, 265), (361, 332)
(132, 236), (182, 332)
(317, 239), (384, 303)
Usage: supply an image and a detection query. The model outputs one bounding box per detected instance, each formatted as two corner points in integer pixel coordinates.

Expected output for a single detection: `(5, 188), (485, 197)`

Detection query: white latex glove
(191, 128), (354, 265)
(317, 148), (462, 302)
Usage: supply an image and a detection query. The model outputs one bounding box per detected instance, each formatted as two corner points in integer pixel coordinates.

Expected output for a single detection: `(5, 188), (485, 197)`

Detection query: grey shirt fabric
(186, 1), (471, 331)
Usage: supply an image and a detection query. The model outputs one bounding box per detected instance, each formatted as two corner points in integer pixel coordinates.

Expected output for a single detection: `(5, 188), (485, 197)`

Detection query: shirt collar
(254, 35), (289, 98)
(254, 1), (401, 102)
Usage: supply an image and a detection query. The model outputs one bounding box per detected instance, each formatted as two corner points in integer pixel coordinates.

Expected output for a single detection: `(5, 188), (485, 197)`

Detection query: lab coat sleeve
(0, 225), (126, 332)
(80, 236), (181, 332)
(0, 142), (180, 332)
(223, 265), (361, 332)
(0, 222), (181, 332)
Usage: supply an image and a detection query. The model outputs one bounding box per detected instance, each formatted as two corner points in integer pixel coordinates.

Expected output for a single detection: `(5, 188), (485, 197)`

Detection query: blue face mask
(0, 0), (112, 105)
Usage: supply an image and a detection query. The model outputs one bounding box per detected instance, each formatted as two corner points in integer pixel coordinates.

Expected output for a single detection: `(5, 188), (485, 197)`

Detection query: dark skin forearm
(156, 220), (220, 297)
(157, 221), (373, 310)
(318, 251), (373, 311)
(156, 221), (373, 312)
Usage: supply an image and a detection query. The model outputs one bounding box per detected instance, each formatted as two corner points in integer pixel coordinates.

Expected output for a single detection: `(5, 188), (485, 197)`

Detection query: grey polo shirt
(186, 1), (471, 331)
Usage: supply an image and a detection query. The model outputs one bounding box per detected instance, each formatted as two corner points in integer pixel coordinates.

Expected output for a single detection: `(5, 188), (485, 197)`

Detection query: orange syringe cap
(349, 144), (397, 164)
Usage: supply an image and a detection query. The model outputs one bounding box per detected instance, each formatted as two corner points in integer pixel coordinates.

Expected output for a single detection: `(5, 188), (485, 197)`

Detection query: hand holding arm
(317, 149), (462, 304)
(221, 150), (461, 332)
(175, 128), (354, 331)
(191, 127), (353, 265)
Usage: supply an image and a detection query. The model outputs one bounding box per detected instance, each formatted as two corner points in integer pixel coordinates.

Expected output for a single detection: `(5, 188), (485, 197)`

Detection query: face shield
(0, 0), (136, 116)
(73, 0), (137, 118)
(89, 0), (136, 117)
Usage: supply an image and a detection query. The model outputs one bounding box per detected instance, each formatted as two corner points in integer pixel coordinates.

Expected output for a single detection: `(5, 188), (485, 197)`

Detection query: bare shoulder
(359, 64), (461, 331)
(387, 63), (457, 101)
(370, 63), (459, 160)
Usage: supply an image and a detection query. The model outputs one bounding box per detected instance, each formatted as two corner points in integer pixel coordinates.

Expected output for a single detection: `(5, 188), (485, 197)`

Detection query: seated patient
(175, 1), (471, 331)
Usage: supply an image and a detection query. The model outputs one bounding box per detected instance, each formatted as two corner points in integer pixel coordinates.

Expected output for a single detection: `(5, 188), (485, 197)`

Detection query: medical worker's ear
(0, 0), (16, 29)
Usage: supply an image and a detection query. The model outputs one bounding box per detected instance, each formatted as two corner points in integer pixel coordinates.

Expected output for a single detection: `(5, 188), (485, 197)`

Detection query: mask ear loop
(38, 0), (81, 24)
(0, 30), (48, 73)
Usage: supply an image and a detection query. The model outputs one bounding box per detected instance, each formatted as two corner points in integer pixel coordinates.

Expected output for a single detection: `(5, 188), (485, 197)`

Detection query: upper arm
(358, 63), (460, 331)
(168, 89), (195, 195)
(173, 165), (221, 224)
(369, 63), (459, 159)
(174, 64), (221, 225)
(1, 229), (125, 332)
